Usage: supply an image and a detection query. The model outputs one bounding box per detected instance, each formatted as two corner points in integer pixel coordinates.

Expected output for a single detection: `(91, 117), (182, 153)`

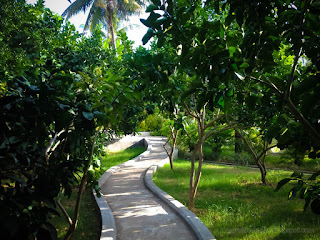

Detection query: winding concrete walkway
(100, 136), (196, 240)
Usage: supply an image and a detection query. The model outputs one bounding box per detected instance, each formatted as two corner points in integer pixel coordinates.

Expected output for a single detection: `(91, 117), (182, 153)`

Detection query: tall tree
(62, 0), (145, 48)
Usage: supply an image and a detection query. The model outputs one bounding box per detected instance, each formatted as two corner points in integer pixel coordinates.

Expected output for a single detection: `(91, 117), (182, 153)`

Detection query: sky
(26, 0), (150, 48)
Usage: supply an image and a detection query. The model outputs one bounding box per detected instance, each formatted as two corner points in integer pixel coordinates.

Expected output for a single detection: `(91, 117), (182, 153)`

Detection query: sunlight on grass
(97, 146), (146, 176)
(153, 159), (320, 240)
(204, 145), (320, 172)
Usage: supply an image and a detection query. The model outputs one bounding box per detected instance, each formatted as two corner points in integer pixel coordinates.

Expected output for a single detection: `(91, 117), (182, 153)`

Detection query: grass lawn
(204, 145), (320, 172)
(153, 159), (320, 240)
(51, 146), (146, 239)
(98, 146), (146, 176)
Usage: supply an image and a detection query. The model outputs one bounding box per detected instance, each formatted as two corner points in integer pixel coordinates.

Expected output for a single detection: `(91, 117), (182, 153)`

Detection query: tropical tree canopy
(62, 0), (145, 48)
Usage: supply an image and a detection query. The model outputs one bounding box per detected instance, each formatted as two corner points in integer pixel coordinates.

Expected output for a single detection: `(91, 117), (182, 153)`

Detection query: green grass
(202, 145), (320, 172)
(97, 146), (146, 176)
(153, 159), (320, 240)
(52, 146), (146, 239)
(51, 188), (101, 240)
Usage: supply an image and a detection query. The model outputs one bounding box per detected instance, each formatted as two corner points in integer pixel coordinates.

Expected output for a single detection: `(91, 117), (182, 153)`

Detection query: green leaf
(155, 17), (168, 26)
(146, 4), (159, 12)
(151, 0), (161, 6)
(291, 172), (303, 179)
(289, 180), (303, 198)
(227, 88), (234, 96)
(275, 178), (292, 191)
(217, 95), (224, 108)
(157, 35), (165, 47)
(240, 62), (250, 69)
(231, 63), (238, 71)
(82, 111), (94, 120)
(140, 19), (153, 28)
(142, 29), (155, 45)
(228, 46), (237, 57)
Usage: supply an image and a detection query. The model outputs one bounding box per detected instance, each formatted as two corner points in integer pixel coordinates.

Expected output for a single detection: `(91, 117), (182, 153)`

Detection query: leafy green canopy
(141, 0), (320, 213)
(0, 1), (146, 239)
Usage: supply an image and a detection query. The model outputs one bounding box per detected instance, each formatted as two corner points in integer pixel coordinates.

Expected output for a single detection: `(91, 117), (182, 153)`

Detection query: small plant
(276, 171), (320, 214)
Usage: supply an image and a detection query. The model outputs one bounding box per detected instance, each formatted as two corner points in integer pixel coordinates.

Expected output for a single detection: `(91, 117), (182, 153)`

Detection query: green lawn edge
(153, 159), (320, 240)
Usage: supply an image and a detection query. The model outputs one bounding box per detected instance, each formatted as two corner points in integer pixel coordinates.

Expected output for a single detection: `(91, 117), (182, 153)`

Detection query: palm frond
(62, 0), (95, 19)
(83, 4), (96, 31)
(116, 0), (143, 20)
(94, 0), (107, 9)
(89, 7), (105, 32)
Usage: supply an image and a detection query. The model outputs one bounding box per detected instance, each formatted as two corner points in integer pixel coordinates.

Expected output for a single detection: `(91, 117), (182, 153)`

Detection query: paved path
(100, 136), (196, 240)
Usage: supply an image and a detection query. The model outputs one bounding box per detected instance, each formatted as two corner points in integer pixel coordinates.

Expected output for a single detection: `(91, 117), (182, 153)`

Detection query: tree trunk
(188, 118), (205, 210)
(188, 143), (198, 209)
(234, 128), (267, 185)
(63, 130), (100, 240)
(169, 129), (178, 170)
(106, 6), (116, 49)
(235, 130), (242, 153)
(191, 139), (204, 204)
(63, 174), (87, 240)
(256, 159), (267, 185)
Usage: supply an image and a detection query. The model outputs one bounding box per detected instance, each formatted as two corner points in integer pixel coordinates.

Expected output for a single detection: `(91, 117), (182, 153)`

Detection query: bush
(138, 112), (173, 136)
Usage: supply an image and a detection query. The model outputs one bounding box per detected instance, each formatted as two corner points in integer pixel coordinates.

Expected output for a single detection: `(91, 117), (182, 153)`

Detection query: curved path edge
(94, 136), (216, 240)
(93, 138), (151, 240)
(144, 164), (216, 240)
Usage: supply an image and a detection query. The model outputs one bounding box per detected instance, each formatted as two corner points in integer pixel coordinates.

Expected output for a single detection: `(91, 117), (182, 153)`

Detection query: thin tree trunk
(235, 130), (242, 154)
(191, 137), (204, 207)
(234, 128), (267, 185)
(188, 143), (199, 209)
(255, 158), (267, 185)
(169, 129), (178, 170)
(56, 199), (72, 227)
(63, 130), (100, 240)
(188, 116), (205, 210)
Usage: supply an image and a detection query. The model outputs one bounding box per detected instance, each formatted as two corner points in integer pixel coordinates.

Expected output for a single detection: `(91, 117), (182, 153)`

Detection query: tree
(141, 0), (245, 209)
(0, 1), (147, 239)
(62, 0), (145, 48)
(218, 0), (320, 213)
(184, 103), (236, 209)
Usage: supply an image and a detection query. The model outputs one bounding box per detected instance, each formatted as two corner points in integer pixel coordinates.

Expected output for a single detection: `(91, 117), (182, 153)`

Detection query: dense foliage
(141, 0), (320, 212)
(0, 1), (146, 239)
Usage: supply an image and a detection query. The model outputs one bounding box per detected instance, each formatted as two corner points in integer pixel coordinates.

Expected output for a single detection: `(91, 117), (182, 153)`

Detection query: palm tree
(62, 0), (145, 48)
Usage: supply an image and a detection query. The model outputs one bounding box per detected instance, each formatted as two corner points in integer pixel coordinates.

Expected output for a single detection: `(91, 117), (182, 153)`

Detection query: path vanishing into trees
(100, 136), (196, 240)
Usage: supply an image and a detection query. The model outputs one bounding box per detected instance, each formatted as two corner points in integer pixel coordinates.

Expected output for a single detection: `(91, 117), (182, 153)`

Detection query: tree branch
(248, 75), (281, 97)
(204, 111), (225, 130)
(56, 198), (72, 226)
(285, 98), (320, 145)
(45, 130), (65, 159)
(285, 47), (302, 100)
(204, 123), (237, 140)
(256, 144), (278, 161)
(234, 128), (258, 159)
(183, 102), (199, 119)
(163, 127), (173, 157)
